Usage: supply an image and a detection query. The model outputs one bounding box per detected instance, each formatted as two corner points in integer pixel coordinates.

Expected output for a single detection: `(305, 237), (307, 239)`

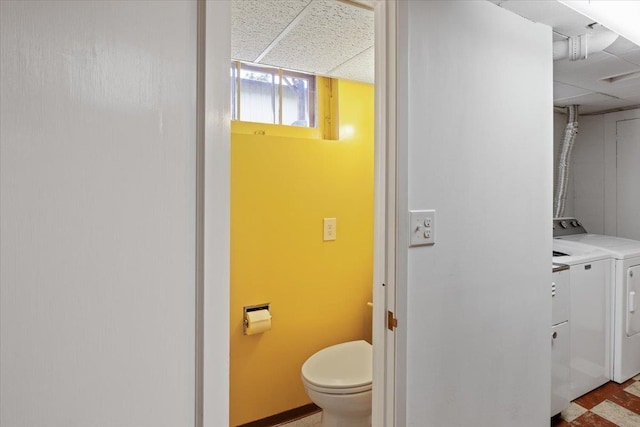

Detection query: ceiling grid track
(253, 0), (314, 63)
(326, 44), (374, 76)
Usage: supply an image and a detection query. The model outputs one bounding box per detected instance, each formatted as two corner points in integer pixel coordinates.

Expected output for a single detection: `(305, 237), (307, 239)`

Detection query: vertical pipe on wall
(554, 105), (579, 218)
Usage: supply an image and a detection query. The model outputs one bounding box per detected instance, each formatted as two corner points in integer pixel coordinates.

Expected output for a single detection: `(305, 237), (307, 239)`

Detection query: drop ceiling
(232, 0), (640, 115)
(490, 0), (640, 115)
(231, 0), (374, 84)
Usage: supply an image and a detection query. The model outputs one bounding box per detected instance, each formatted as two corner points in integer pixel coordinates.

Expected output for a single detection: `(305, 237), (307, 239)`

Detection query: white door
(1, 2), (199, 426)
(617, 118), (640, 240)
(395, 1), (553, 425)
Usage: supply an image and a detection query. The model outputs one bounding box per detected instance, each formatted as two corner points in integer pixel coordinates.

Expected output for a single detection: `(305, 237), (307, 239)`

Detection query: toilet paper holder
(243, 303), (271, 335)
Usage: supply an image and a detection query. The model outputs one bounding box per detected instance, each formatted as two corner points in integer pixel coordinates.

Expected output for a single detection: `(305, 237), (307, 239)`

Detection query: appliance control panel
(553, 217), (587, 237)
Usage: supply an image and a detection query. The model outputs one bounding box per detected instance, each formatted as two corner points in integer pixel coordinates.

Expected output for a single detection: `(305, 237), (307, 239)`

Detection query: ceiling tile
(554, 81), (592, 100)
(231, 0), (311, 62)
(259, 0), (374, 74)
(603, 36), (640, 56)
(554, 92), (640, 114)
(620, 95), (640, 104)
(577, 96), (640, 114)
(554, 51), (640, 98)
(554, 92), (618, 114)
(327, 45), (374, 84)
(621, 51), (640, 67)
(556, 92), (618, 105)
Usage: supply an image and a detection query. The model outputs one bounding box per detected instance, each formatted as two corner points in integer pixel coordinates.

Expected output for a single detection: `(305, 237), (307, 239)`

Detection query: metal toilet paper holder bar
(243, 303), (270, 335)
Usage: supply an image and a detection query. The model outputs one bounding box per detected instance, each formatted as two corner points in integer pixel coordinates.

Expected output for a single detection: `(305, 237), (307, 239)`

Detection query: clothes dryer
(555, 218), (640, 383)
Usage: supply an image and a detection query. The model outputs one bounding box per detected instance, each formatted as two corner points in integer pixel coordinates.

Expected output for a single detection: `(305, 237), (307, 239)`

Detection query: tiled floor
(278, 375), (640, 427)
(277, 411), (321, 427)
(552, 374), (640, 426)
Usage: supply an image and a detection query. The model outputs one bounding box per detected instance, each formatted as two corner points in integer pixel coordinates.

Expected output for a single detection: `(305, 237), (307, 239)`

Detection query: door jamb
(198, 1), (231, 426)
(372, 1), (401, 426)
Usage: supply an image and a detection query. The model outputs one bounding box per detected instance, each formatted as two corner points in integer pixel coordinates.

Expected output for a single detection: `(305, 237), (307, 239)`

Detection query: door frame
(372, 0), (400, 426)
(198, 1), (231, 426)
(198, 1), (401, 425)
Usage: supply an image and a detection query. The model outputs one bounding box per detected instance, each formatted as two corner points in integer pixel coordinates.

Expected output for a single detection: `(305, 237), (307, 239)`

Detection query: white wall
(569, 114), (605, 232)
(396, 2), (553, 426)
(557, 108), (640, 236)
(1, 1), (200, 425)
(614, 114), (640, 239)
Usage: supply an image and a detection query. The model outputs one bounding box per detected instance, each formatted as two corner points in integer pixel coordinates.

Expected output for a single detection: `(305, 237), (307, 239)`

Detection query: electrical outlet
(409, 210), (435, 247)
(323, 218), (336, 241)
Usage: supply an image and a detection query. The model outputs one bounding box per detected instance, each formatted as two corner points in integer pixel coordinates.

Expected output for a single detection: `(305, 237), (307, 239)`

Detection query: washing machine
(555, 217), (640, 383)
(552, 237), (612, 400)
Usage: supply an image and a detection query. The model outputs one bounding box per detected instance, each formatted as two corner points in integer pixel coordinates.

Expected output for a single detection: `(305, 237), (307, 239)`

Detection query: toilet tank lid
(301, 340), (372, 389)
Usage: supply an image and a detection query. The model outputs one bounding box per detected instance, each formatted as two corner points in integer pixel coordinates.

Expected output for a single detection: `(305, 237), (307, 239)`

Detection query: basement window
(230, 61), (316, 128)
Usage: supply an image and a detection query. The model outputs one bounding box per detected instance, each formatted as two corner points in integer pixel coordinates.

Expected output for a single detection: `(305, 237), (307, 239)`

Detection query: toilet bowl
(301, 340), (372, 427)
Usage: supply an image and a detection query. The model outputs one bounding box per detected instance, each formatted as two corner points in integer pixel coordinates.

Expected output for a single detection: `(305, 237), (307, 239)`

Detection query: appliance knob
(571, 220), (578, 227)
(560, 221), (568, 229)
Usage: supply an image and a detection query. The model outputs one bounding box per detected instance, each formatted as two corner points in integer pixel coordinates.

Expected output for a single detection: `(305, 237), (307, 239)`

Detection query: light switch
(409, 210), (435, 247)
(324, 218), (336, 241)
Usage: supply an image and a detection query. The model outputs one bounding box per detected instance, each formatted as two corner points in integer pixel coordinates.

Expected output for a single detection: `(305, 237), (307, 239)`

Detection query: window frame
(231, 61), (317, 128)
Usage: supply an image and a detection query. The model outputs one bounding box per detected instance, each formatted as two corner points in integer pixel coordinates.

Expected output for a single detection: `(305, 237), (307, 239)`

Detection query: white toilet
(301, 340), (372, 427)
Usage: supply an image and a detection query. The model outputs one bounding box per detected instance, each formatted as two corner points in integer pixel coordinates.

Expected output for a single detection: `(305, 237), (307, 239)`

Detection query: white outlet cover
(323, 217), (336, 241)
(409, 210), (435, 247)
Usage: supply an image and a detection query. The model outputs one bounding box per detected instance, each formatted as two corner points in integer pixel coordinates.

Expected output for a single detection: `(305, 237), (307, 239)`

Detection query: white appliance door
(570, 259), (610, 400)
(627, 265), (640, 337)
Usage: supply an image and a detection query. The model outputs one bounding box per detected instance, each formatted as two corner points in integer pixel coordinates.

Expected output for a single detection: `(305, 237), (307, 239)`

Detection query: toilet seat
(301, 340), (372, 395)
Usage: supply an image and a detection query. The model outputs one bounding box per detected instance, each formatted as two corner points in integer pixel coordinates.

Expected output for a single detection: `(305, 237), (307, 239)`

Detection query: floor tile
(570, 411), (620, 427)
(624, 381), (640, 399)
(561, 402), (588, 422)
(574, 382), (621, 410)
(278, 411), (321, 427)
(591, 400), (640, 427)
(285, 379), (640, 427)
(609, 385), (640, 415)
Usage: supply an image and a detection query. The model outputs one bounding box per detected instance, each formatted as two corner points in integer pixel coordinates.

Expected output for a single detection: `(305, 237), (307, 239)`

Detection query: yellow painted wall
(229, 79), (374, 426)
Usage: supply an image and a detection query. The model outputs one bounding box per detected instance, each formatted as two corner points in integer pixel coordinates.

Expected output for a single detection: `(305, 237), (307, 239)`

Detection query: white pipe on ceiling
(553, 30), (619, 61)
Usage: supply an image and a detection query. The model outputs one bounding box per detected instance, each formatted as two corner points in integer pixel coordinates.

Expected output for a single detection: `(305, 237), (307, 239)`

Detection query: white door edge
(201, 1), (231, 426)
(372, 1), (401, 426)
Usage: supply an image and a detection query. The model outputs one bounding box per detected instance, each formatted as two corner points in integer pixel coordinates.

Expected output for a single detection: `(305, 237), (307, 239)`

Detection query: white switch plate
(409, 210), (435, 247)
(323, 218), (336, 241)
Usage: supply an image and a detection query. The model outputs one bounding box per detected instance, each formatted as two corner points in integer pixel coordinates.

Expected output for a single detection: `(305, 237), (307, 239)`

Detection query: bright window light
(559, 1), (640, 47)
(230, 62), (317, 128)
